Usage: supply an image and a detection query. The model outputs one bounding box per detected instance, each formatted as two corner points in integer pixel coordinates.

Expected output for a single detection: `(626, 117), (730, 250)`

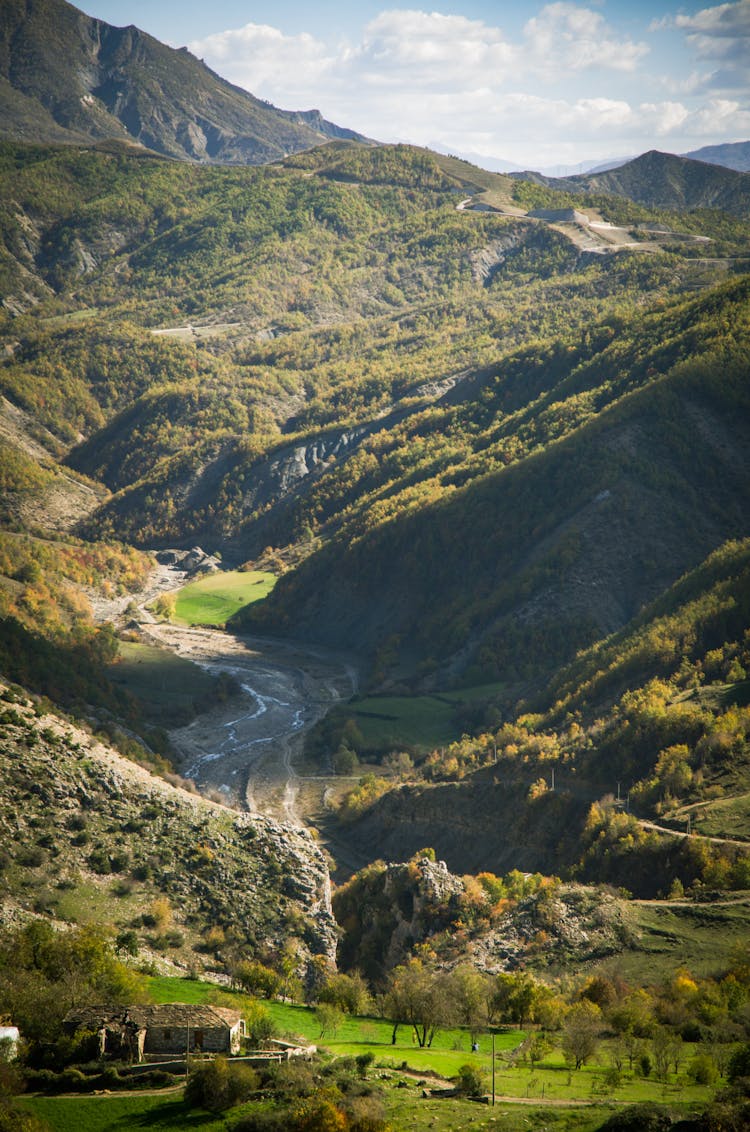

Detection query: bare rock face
(334, 854), (637, 980)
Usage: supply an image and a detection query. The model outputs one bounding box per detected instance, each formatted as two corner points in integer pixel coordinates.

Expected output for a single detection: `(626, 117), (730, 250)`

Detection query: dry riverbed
(91, 558), (358, 824)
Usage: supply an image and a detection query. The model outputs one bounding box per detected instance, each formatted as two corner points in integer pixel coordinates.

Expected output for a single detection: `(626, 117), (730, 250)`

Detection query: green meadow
(346, 683), (507, 751)
(19, 975), (717, 1132)
(171, 570), (276, 627)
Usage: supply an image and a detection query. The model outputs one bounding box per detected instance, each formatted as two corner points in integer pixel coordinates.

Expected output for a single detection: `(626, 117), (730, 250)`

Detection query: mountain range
(0, 0), (368, 163)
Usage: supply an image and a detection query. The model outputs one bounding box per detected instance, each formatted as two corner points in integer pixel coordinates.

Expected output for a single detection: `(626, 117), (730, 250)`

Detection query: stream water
(92, 562), (358, 825)
(143, 621), (358, 823)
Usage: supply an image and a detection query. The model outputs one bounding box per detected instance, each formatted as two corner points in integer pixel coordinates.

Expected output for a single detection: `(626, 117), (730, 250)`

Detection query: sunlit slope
(241, 277), (750, 686)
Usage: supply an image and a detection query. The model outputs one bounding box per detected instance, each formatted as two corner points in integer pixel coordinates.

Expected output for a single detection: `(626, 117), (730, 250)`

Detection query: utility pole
(551, 768), (555, 792)
(492, 1031), (495, 1106)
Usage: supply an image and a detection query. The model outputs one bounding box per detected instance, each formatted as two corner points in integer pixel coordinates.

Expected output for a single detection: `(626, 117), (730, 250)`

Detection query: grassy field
(19, 975), (717, 1131)
(145, 977), (716, 1101)
(679, 793), (750, 841)
(108, 640), (220, 725)
(346, 683), (507, 751)
(169, 569), (276, 627)
(616, 897), (750, 981)
(147, 976), (524, 1076)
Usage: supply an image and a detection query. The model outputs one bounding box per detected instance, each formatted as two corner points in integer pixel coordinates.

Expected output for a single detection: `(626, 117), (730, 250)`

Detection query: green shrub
(598, 1104), (673, 1131)
(454, 1062), (486, 1097)
(687, 1053), (718, 1085)
(184, 1056), (260, 1112)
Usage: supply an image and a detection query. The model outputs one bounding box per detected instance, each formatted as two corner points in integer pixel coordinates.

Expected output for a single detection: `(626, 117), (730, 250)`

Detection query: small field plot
(109, 641), (220, 726)
(686, 793), (750, 840)
(348, 682), (507, 752)
(172, 569), (276, 627)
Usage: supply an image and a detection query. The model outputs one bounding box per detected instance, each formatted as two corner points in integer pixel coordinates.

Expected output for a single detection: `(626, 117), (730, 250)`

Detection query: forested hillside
(1, 140), (748, 696)
(0, 133), (749, 915)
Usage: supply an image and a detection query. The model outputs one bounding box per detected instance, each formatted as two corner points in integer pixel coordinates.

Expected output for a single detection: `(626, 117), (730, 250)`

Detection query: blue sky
(79, 1), (750, 169)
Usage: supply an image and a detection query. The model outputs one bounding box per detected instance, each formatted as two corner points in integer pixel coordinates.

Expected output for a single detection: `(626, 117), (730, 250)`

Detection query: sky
(79, 0), (750, 170)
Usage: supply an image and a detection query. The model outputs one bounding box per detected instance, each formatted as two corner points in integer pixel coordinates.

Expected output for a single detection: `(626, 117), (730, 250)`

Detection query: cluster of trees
(0, 921), (144, 1052)
(185, 1052), (388, 1131)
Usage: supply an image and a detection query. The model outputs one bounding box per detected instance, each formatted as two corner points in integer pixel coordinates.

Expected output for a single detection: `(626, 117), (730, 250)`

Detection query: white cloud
(523, 3), (649, 75)
(185, 4), (749, 167)
(663, 1), (750, 87)
(189, 23), (334, 97)
(355, 10), (517, 85)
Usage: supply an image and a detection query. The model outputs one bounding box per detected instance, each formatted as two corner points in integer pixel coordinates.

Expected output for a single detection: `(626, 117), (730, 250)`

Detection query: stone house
(64, 1003), (246, 1062)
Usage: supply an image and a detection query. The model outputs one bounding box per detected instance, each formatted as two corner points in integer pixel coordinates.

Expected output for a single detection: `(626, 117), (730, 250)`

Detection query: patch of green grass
(19, 1093), (214, 1132)
(147, 977), (524, 1076)
(141, 979), (716, 1119)
(346, 683), (508, 751)
(172, 570), (276, 627)
(53, 881), (137, 926)
(109, 641), (220, 725)
(682, 793), (750, 840)
(618, 898), (750, 981)
(382, 1090), (614, 1132)
(348, 694), (458, 749)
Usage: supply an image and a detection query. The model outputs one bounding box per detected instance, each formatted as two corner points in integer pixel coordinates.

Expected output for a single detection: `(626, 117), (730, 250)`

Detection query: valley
(0, 5), (750, 1128)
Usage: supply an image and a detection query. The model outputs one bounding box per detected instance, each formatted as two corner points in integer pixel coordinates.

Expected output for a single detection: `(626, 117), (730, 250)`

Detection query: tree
(0, 921), (144, 1044)
(382, 960), (449, 1048)
(315, 1003), (344, 1038)
(651, 1026), (682, 1081)
(491, 972), (540, 1029)
(561, 1000), (603, 1070)
(444, 965), (491, 1042)
(318, 972), (371, 1016)
(233, 959), (281, 999)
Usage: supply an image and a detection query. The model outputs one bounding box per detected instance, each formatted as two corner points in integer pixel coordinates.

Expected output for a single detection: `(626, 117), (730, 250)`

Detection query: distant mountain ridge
(683, 140), (750, 172)
(511, 149), (750, 218)
(0, 0), (368, 162)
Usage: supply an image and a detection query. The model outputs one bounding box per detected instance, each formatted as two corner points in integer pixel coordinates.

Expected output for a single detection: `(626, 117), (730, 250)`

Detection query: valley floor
(96, 559), (359, 822)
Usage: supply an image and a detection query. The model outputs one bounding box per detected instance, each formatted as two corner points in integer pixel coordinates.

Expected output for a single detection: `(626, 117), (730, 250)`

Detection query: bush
(728, 1043), (750, 1084)
(454, 1062), (486, 1097)
(184, 1057), (260, 1113)
(355, 1053), (374, 1078)
(269, 1059), (316, 1099)
(687, 1053), (718, 1086)
(598, 1103), (673, 1131)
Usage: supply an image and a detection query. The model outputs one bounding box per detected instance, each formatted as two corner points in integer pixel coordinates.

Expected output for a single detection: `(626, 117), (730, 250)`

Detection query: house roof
(64, 1003), (243, 1031)
(132, 1004), (243, 1028)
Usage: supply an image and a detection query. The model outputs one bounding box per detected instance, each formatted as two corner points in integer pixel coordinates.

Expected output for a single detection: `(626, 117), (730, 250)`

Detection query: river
(91, 561), (358, 825)
(145, 621), (358, 823)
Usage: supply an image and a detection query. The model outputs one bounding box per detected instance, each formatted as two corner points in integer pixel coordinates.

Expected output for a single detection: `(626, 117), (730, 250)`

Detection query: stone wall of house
(144, 1024), (233, 1056)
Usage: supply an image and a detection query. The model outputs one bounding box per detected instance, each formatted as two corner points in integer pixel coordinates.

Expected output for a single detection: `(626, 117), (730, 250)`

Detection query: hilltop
(0, 0), (367, 162)
(511, 149), (750, 218)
